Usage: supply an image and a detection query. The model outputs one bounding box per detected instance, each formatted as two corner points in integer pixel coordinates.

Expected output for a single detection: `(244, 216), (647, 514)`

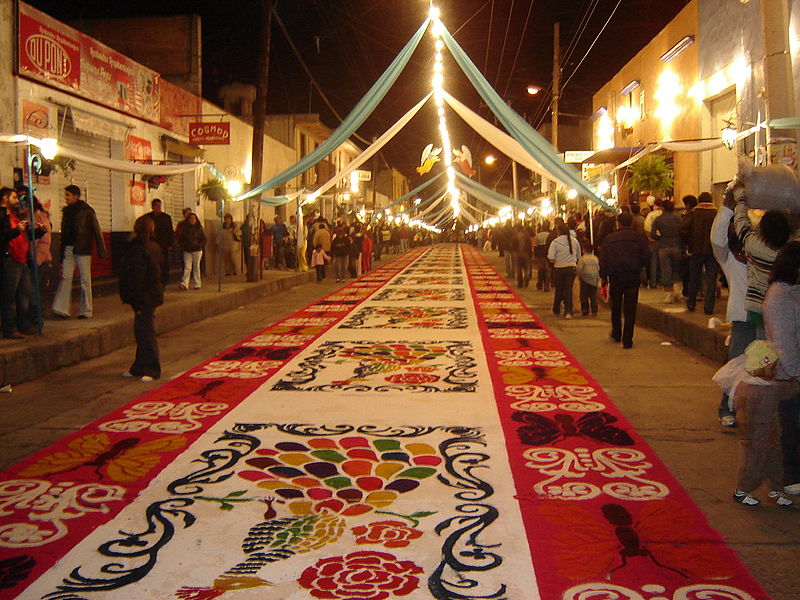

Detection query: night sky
(25, 0), (688, 178)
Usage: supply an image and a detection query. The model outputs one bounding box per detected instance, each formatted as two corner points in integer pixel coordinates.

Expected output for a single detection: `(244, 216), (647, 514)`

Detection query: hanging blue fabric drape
(381, 171), (445, 213)
(455, 172), (530, 211)
(234, 19), (430, 203)
(439, 25), (605, 208)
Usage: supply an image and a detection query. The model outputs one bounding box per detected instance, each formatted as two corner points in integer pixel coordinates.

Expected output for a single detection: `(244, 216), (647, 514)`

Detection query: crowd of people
(480, 185), (800, 508)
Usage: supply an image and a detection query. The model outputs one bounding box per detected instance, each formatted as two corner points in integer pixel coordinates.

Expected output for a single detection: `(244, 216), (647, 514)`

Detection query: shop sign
(189, 122), (230, 145)
(18, 2), (160, 123)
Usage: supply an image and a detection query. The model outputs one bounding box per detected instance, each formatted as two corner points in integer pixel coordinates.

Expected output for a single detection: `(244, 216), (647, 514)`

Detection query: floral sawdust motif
(352, 521), (423, 548)
(297, 550), (423, 600)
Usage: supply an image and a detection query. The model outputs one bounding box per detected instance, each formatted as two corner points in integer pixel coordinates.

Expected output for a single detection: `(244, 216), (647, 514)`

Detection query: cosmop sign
(189, 122), (231, 145)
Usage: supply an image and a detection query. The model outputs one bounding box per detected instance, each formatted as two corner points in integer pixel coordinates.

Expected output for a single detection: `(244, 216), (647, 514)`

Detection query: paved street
(0, 246), (797, 600)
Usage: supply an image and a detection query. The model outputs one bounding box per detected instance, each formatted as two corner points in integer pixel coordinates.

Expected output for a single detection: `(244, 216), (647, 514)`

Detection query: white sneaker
(768, 490), (793, 507)
(140, 375), (155, 383)
(733, 490), (759, 506)
(783, 483), (800, 495)
(122, 371), (133, 378)
(564, 314), (572, 320)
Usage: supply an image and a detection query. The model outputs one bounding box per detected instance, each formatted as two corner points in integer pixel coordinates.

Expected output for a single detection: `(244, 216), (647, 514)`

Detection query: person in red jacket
(361, 229), (374, 273)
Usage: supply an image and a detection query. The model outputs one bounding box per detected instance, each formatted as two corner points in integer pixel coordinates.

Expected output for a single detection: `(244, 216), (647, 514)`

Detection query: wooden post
(248, 0), (273, 281)
(551, 22), (560, 151)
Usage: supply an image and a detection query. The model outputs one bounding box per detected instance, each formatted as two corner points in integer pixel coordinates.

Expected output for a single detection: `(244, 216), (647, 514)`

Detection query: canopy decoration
(232, 18), (431, 204)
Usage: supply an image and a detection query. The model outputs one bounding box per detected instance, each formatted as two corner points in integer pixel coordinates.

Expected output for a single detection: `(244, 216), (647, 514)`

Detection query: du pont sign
(189, 122), (230, 145)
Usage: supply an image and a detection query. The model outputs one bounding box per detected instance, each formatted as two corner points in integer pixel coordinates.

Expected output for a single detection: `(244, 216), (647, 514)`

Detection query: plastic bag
(712, 353), (746, 401)
(738, 157), (800, 212)
(599, 282), (609, 303)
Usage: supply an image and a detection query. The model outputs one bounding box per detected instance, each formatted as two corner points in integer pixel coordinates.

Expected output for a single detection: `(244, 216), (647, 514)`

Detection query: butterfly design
(535, 500), (735, 581)
(512, 411), (634, 446)
(17, 433), (186, 483)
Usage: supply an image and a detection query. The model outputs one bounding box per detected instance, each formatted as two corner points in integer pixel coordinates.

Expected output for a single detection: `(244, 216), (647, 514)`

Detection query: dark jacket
(651, 211), (682, 248)
(147, 211), (174, 249)
(0, 206), (23, 256)
(512, 228), (532, 257)
(679, 202), (717, 255)
(119, 238), (164, 309)
(331, 235), (352, 257)
(599, 226), (650, 285)
(178, 222), (206, 252)
(61, 200), (106, 258)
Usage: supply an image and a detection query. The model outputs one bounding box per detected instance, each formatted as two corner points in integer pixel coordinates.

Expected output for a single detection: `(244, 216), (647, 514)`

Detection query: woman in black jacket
(178, 213), (206, 290)
(119, 215), (164, 382)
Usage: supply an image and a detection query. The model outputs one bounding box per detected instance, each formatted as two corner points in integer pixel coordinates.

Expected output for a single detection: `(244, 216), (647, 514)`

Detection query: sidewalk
(483, 250), (731, 363)
(0, 268), (315, 387)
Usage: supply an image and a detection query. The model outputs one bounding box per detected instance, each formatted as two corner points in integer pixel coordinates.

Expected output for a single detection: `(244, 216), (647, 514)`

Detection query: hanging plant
(141, 174), (168, 189)
(41, 156), (77, 178)
(197, 177), (231, 203)
(628, 154), (674, 196)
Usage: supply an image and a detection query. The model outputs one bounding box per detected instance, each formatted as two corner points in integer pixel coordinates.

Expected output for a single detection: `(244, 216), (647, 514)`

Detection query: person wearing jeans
(680, 192), (719, 314)
(547, 223), (579, 318)
(52, 185), (106, 319)
(177, 213), (205, 290)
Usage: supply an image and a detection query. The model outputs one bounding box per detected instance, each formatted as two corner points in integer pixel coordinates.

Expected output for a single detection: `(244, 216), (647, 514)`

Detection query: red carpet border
(461, 245), (768, 600)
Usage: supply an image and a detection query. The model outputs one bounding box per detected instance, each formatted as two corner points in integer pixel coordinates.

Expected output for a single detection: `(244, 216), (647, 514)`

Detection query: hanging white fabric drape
(0, 134), (206, 175)
(416, 193), (447, 218)
(309, 93), (432, 201)
(441, 92), (556, 184)
(458, 199), (479, 224)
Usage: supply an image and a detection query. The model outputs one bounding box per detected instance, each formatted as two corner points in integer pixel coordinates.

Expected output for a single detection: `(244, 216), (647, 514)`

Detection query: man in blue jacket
(599, 211), (650, 349)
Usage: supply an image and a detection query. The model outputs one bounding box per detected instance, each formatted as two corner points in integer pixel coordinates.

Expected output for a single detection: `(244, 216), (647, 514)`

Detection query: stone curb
(0, 270), (315, 386)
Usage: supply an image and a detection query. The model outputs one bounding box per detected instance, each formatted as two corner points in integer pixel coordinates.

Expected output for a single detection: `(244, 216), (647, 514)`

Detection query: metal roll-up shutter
(60, 116), (113, 230)
(162, 152), (186, 223)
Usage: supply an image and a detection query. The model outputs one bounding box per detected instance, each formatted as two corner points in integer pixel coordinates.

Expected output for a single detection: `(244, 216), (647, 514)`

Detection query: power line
(561, 0), (624, 93)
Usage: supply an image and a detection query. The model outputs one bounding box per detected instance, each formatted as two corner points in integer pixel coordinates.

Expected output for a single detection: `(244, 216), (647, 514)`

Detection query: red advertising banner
(159, 80), (201, 138)
(18, 2), (160, 123)
(189, 122), (231, 145)
(125, 136), (153, 205)
(124, 135), (153, 162)
(129, 181), (146, 206)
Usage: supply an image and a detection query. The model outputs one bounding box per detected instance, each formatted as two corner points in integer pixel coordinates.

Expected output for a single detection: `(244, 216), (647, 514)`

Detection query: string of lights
(430, 7), (461, 222)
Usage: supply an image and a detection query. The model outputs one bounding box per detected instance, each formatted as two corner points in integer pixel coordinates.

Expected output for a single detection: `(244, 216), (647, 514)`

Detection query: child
(311, 243), (330, 283)
(732, 340), (793, 507)
(576, 243), (600, 316)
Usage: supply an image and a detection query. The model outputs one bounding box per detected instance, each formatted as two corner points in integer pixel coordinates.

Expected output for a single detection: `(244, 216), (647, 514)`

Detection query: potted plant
(628, 154), (674, 197)
(197, 177), (231, 203)
(41, 156), (77, 178)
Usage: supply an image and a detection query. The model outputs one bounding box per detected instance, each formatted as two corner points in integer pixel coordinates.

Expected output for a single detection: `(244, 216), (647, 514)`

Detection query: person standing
(311, 243), (330, 283)
(52, 185), (106, 319)
(145, 199), (174, 286)
(651, 199), (683, 303)
(680, 191), (720, 314)
(178, 213), (205, 290)
(761, 242), (800, 499)
(361, 229), (373, 273)
(512, 223), (532, 289)
(599, 212), (650, 348)
(331, 228), (351, 283)
(0, 187), (47, 338)
(119, 215), (164, 382)
(271, 215), (289, 270)
(643, 198), (663, 289)
(577, 242), (600, 316)
(220, 213), (241, 276)
(547, 222), (579, 318)
(533, 222), (551, 291)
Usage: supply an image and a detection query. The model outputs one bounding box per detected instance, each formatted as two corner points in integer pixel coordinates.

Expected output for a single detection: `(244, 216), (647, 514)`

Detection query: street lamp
(721, 119), (737, 150)
(527, 85), (540, 96)
(484, 154), (496, 165)
(24, 109), (57, 336)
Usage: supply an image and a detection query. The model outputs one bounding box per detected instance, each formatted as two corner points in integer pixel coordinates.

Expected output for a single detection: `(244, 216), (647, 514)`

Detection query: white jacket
(547, 233), (580, 267)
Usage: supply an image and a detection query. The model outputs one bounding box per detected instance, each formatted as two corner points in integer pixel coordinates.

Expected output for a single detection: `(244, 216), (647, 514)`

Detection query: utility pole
(551, 22), (560, 151)
(371, 138), (378, 219)
(760, 0), (796, 165)
(247, 0), (273, 281)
